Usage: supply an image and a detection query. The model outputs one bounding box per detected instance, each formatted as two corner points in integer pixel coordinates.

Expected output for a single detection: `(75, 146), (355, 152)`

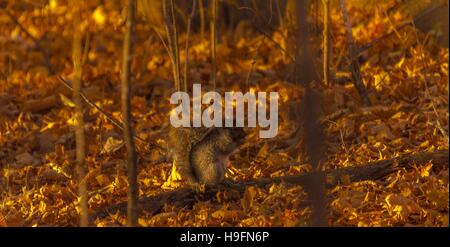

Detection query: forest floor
(0, 0), (448, 226)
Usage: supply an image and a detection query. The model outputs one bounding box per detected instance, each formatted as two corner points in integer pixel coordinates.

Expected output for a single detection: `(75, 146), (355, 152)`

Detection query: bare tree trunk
(122, 0), (139, 227)
(210, 0), (217, 90)
(296, 0), (328, 227)
(72, 3), (88, 227)
(340, 0), (371, 106)
(322, 0), (330, 86)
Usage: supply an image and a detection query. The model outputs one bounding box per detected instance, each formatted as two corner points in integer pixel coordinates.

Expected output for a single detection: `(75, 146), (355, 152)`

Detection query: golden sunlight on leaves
(92, 6), (106, 26)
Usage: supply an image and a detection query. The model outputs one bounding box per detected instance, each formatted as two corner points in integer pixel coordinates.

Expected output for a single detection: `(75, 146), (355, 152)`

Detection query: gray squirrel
(167, 126), (245, 185)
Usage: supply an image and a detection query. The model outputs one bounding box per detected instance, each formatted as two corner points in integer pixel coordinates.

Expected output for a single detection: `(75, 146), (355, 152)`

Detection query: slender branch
(72, 5), (88, 227)
(153, 27), (173, 65)
(357, 20), (411, 54)
(163, 0), (182, 92)
(57, 76), (163, 152)
(210, 0), (217, 90)
(275, 0), (284, 27)
(339, 0), (371, 106)
(322, 0), (330, 86)
(244, 37), (265, 91)
(199, 0), (205, 40)
(0, 7), (53, 74)
(253, 26), (297, 65)
(122, 0), (138, 227)
(184, 0), (197, 92)
(170, 0), (181, 91)
(409, 20), (449, 143)
(81, 31), (91, 66)
(0, 8), (40, 44)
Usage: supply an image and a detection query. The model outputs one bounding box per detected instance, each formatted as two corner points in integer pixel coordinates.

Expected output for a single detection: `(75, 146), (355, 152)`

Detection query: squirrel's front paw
(189, 183), (206, 193)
